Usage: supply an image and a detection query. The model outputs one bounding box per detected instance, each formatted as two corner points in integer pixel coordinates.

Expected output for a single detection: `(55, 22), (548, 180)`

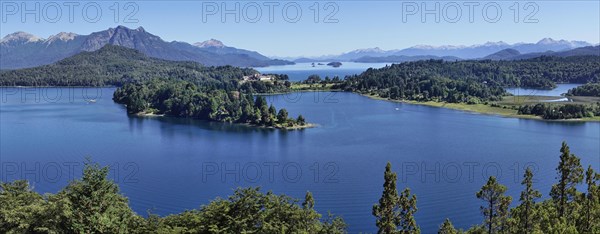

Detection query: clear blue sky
(1, 1), (598, 57)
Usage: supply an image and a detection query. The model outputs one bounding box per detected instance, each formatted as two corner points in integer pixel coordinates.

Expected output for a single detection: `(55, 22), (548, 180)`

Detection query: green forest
(1, 142), (598, 233)
(332, 57), (600, 103)
(3, 46), (600, 121)
(113, 79), (307, 128)
(568, 83), (600, 97)
(0, 45), (291, 94)
(517, 103), (600, 119)
(318, 57), (600, 120)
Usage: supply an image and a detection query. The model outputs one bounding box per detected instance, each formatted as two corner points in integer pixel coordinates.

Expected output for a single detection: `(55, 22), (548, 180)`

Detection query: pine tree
(518, 167), (541, 233)
(438, 218), (457, 234)
(301, 191), (320, 232)
(477, 176), (509, 234)
(303, 191), (315, 209)
(277, 109), (289, 124)
(398, 188), (419, 233)
(497, 196), (512, 233)
(550, 141), (583, 219)
(577, 165), (599, 233)
(373, 162), (400, 234)
(296, 115), (306, 125)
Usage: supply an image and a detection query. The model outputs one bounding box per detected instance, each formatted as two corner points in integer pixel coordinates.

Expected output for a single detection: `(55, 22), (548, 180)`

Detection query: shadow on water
(125, 114), (311, 135)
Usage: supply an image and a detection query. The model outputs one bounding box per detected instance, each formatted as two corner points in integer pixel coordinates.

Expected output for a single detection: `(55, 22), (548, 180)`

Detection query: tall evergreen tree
(550, 141), (583, 219)
(497, 196), (512, 233)
(398, 188), (419, 233)
(438, 218), (457, 234)
(296, 115), (306, 125)
(373, 162), (400, 234)
(301, 191), (320, 232)
(476, 176), (509, 234)
(577, 165), (599, 233)
(277, 109), (289, 124)
(518, 167), (541, 233)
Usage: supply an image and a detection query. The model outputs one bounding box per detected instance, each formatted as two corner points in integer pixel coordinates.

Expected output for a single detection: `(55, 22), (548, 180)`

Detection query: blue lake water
(256, 62), (391, 81)
(506, 83), (581, 97)
(1, 87), (599, 233)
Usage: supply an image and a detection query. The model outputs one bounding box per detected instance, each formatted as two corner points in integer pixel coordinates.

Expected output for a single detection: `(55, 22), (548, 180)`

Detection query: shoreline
(361, 94), (600, 122)
(5, 85), (598, 122)
(135, 111), (317, 130)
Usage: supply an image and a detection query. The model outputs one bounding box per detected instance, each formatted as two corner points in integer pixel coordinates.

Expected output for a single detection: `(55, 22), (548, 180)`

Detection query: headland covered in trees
(1, 142), (598, 233)
(305, 56), (600, 121)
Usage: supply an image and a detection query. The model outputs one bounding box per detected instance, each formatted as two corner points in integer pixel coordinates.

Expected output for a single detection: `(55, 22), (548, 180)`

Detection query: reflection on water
(506, 84), (582, 97)
(256, 62), (390, 81)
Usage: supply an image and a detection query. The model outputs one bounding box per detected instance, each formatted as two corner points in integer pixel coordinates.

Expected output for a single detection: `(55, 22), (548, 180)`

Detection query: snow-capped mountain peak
(537, 37), (557, 45)
(194, 39), (225, 48)
(46, 32), (78, 43)
(1, 31), (43, 44)
(348, 47), (386, 54)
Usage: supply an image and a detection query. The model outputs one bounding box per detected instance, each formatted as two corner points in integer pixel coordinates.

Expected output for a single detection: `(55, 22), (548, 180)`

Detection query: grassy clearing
(364, 94), (600, 122)
(290, 83), (337, 91)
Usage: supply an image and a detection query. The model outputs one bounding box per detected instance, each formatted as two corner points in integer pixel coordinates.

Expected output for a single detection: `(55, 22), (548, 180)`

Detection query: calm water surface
(1, 87), (598, 233)
(256, 62), (390, 81)
(506, 83), (581, 97)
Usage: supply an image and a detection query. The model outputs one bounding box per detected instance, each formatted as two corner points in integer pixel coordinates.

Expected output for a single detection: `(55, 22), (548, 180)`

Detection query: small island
(327, 61), (342, 67)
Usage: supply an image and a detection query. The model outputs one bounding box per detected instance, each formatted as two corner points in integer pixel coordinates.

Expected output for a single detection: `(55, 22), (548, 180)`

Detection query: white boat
(87, 99), (97, 103)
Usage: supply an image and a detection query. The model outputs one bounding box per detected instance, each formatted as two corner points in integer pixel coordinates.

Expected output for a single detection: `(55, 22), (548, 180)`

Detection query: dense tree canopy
(330, 56), (600, 104)
(517, 103), (600, 119)
(567, 82), (600, 97)
(113, 79), (307, 128)
(0, 161), (346, 234)
(0, 45), (292, 94)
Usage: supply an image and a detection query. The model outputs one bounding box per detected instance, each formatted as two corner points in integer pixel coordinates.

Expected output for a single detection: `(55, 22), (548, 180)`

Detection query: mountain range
(483, 46), (600, 60)
(289, 38), (595, 62)
(0, 45), (259, 86)
(2, 26), (597, 70)
(0, 26), (292, 70)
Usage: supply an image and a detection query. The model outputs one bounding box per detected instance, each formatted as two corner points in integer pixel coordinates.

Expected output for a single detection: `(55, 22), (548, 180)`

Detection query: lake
(1, 87), (599, 233)
(505, 83), (581, 97)
(256, 62), (391, 81)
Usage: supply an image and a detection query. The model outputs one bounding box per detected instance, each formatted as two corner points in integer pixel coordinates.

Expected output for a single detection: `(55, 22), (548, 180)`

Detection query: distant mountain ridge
(287, 38), (594, 62)
(0, 26), (292, 69)
(483, 46), (600, 60)
(0, 45), (258, 86)
(353, 55), (462, 63)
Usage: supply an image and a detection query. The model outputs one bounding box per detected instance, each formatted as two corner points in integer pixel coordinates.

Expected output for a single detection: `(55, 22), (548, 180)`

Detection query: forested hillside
(568, 83), (600, 97)
(334, 56), (600, 103)
(0, 45), (289, 94)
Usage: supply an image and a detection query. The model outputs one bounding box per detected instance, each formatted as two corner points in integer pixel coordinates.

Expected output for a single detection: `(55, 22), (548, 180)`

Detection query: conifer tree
(398, 188), (419, 233)
(438, 218), (457, 234)
(550, 141), (583, 219)
(373, 162), (400, 234)
(518, 167), (541, 233)
(577, 165), (599, 233)
(477, 176), (509, 234)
